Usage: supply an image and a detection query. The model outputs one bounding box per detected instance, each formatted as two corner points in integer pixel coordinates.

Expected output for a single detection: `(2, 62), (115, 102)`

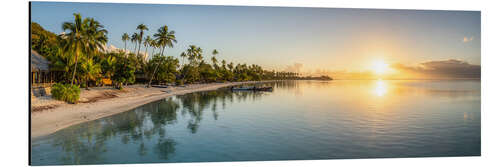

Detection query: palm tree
(211, 49), (219, 68)
(61, 13), (108, 86)
(148, 25), (177, 87)
(228, 62), (234, 71)
(186, 45), (202, 63)
(61, 13), (86, 86)
(180, 52), (187, 65)
(143, 35), (152, 60)
(131, 32), (139, 55)
(102, 55), (116, 79)
(78, 18), (108, 89)
(82, 18), (108, 59)
(212, 49), (218, 57)
(154, 25), (177, 57)
(186, 45), (196, 61)
(211, 56), (218, 65)
(81, 59), (102, 90)
(221, 60), (227, 69)
(196, 47), (203, 61)
(50, 38), (74, 82)
(136, 24), (148, 59)
(121, 33), (129, 53)
(149, 39), (157, 58)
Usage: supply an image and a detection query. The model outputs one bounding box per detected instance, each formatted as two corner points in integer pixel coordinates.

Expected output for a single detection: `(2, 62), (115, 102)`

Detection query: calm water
(31, 80), (481, 165)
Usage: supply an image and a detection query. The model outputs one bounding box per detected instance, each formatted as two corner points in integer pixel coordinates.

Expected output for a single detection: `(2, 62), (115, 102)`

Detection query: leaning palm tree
(148, 25), (177, 87)
(121, 33), (129, 53)
(135, 24), (148, 59)
(61, 13), (86, 86)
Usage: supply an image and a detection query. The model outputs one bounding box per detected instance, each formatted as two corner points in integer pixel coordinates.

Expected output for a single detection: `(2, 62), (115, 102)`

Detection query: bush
(175, 79), (184, 86)
(51, 83), (80, 104)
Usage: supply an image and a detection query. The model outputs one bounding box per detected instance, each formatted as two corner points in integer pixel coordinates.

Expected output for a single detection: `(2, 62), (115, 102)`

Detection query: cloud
(463, 36), (474, 43)
(284, 63), (303, 73)
(392, 59), (480, 79)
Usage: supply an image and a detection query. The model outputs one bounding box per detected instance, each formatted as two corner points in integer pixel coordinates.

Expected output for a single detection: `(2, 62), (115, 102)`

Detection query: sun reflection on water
(373, 79), (388, 97)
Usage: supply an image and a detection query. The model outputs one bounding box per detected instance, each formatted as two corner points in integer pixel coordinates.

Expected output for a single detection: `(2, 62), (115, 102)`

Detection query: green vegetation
(51, 83), (80, 103)
(31, 22), (59, 57)
(31, 13), (317, 103)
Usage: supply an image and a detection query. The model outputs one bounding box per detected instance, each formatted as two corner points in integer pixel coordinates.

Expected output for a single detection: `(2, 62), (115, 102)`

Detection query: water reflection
(373, 80), (388, 97)
(31, 80), (480, 165)
(42, 98), (182, 164)
(32, 87), (278, 165)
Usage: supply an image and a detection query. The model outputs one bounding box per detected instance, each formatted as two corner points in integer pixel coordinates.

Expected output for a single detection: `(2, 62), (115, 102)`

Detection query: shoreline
(31, 81), (274, 139)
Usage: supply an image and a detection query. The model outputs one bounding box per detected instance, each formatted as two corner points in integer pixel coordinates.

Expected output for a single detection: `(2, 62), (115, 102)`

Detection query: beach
(31, 81), (269, 139)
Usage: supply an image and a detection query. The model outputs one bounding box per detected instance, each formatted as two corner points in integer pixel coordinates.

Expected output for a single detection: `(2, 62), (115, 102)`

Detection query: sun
(372, 60), (389, 75)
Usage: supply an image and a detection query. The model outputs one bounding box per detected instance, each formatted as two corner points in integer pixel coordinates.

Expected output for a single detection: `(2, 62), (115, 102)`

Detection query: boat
(254, 87), (273, 91)
(231, 86), (255, 91)
(231, 86), (273, 91)
(151, 85), (169, 88)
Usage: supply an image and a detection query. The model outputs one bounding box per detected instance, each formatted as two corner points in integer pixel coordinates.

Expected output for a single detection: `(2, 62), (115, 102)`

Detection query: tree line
(31, 13), (311, 90)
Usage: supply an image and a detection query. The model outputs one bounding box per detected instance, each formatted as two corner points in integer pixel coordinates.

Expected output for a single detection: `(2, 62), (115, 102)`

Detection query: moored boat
(231, 86), (273, 91)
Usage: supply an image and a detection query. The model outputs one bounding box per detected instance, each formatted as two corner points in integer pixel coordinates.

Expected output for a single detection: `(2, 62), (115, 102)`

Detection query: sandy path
(31, 81), (268, 139)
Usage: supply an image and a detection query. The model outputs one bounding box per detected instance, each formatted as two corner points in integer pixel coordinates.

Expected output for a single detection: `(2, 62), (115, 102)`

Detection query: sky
(31, 2), (481, 79)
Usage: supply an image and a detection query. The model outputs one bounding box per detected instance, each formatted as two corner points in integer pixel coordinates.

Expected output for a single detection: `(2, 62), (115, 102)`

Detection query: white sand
(31, 81), (269, 139)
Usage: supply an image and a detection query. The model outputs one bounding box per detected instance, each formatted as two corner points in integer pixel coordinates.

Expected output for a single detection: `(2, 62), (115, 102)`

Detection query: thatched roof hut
(31, 49), (49, 72)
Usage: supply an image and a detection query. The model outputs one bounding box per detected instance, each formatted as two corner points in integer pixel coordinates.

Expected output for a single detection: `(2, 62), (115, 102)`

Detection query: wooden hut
(31, 49), (63, 96)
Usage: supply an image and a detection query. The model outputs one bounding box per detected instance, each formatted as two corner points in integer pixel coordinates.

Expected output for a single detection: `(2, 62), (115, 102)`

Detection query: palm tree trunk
(144, 46), (148, 61)
(86, 78), (89, 90)
(137, 40), (142, 59)
(148, 63), (159, 87)
(147, 46), (166, 87)
(133, 42), (137, 55)
(71, 50), (79, 86)
(161, 46), (165, 57)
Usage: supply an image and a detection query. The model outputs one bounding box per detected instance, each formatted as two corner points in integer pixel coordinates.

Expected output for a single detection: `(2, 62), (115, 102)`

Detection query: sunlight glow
(373, 80), (388, 97)
(372, 60), (389, 75)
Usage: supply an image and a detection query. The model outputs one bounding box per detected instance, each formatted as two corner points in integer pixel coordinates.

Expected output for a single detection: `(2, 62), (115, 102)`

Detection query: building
(31, 49), (63, 96)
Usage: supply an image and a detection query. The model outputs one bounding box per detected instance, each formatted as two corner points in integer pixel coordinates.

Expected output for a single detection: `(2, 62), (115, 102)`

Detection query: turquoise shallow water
(31, 80), (481, 165)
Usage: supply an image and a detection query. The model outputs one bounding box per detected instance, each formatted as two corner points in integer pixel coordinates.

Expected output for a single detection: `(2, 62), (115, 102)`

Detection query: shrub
(51, 83), (80, 104)
(175, 79), (184, 86)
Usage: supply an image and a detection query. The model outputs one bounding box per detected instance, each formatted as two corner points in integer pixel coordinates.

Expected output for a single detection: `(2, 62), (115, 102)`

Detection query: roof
(31, 49), (50, 71)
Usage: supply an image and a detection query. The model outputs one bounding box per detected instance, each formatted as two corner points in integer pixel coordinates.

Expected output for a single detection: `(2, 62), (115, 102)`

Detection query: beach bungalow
(31, 49), (63, 96)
